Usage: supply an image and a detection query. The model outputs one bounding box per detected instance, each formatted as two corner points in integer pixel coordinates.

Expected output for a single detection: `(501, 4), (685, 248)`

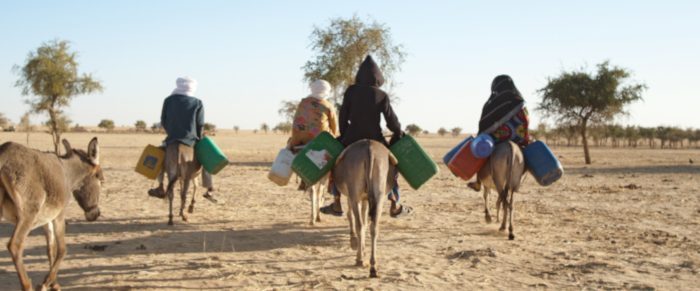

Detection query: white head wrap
(309, 79), (331, 99)
(172, 76), (198, 96)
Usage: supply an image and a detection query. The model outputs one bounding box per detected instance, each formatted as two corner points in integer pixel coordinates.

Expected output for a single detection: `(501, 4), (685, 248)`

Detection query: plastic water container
(291, 132), (344, 186)
(390, 135), (439, 190)
(268, 148), (295, 186)
(471, 133), (495, 159)
(446, 137), (487, 180)
(443, 136), (471, 164)
(135, 145), (165, 180)
(195, 136), (229, 175)
(523, 141), (563, 186)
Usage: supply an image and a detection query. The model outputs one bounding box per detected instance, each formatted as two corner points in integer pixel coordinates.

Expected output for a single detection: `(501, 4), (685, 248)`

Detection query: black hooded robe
(478, 75), (525, 135)
(338, 55), (402, 147)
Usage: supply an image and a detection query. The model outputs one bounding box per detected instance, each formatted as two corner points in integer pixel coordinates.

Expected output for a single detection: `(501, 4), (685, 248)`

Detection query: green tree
(261, 123), (269, 134)
(451, 127), (462, 137)
(203, 123), (217, 133)
(98, 119), (115, 131)
(151, 122), (163, 133)
(135, 120), (147, 131)
(278, 100), (299, 124)
(274, 122), (293, 134)
(537, 61), (645, 164)
(14, 40), (103, 153)
(19, 113), (32, 145)
(233, 126), (240, 134)
(303, 15), (406, 106)
(405, 124), (422, 136)
(437, 127), (448, 137)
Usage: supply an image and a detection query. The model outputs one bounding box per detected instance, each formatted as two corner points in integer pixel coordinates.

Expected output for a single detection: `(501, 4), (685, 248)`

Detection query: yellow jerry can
(135, 145), (165, 179)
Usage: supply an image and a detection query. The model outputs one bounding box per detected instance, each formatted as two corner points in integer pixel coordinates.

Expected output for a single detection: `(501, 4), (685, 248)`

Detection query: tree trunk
(581, 122), (591, 164)
(48, 107), (60, 154)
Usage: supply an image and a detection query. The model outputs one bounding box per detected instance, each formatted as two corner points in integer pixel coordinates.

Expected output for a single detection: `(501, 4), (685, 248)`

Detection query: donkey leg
(483, 188), (492, 223)
(180, 178), (191, 222)
(42, 222), (56, 270)
(166, 179), (177, 226)
(8, 217), (34, 291)
(347, 196), (358, 250)
(308, 186), (317, 226)
(316, 184), (325, 223)
(508, 192), (515, 240)
(42, 213), (67, 290)
(353, 202), (365, 267)
(499, 191), (508, 232)
(188, 178), (197, 214)
(369, 196), (384, 278)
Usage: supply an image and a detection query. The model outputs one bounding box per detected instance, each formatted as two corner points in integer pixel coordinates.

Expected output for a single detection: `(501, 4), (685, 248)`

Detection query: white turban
(172, 76), (198, 96)
(309, 79), (331, 99)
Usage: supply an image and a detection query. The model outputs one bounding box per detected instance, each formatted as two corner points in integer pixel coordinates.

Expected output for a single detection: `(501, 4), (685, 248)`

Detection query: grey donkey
(477, 140), (526, 240)
(333, 139), (398, 278)
(163, 142), (202, 225)
(0, 138), (102, 291)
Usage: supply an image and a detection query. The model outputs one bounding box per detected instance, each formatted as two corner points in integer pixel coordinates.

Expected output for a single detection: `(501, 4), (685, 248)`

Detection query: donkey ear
(62, 139), (73, 157)
(88, 137), (100, 165)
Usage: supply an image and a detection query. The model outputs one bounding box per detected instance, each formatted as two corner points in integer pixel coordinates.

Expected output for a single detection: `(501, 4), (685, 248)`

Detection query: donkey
(477, 140), (525, 240)
(333, 139), (397, 278)
(0, 138), (102, 291)
(163, 142), (202, 225)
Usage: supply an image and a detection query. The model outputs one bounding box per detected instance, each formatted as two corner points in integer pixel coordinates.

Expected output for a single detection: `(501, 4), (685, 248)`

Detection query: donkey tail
(365, 140), (378, 220)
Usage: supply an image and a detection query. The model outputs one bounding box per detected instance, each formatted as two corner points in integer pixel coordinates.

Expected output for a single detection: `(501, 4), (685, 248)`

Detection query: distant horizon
(2, 1), (699, 131)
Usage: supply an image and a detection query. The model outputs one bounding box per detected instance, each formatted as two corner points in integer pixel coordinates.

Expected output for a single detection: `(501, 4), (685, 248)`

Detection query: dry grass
(0, 131), (698, 290)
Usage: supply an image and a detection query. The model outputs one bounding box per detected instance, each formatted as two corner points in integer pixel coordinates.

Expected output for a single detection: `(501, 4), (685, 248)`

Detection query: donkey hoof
(369, 267), (379, 278)
(508, 233), (515, 240)
(181, 215), (188, 222)
(188, 205), (195, 214)
(355, 259), (365, 267)
(350, 237), (359, 250)
(167, 219), (174, 226)
(485, 215), (492, 223)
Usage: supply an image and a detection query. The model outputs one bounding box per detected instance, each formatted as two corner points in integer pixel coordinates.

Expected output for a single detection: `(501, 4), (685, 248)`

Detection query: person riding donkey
(468, 75), (531, 192)
(148, 77), (217, 202)
(320, 55), (411, 218)
(287, 79), (338, 185)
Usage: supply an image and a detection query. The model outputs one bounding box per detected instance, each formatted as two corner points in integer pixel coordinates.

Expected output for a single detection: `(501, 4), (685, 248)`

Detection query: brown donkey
(0, 138), (102, 291)
(334, 139), (397, 278)
(163, 142), (202, 225)
(477, 140), (525, 240)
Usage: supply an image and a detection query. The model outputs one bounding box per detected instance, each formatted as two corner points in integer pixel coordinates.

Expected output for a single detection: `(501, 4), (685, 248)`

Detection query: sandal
(390, 204), (413, 218)
(467, 181), (481, 192)
(320, 204), (343, 217)
(203, 192), (218, 203)
(148, 188), (166, 199)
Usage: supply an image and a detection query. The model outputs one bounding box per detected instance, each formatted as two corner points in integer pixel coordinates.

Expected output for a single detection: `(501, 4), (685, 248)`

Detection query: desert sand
(0, 131), (698, 290)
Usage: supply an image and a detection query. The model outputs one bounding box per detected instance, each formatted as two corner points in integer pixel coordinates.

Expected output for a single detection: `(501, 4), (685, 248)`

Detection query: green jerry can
(291, 131), (345, 186)
(390, 135), (439, 190)
(195, 136), (229, 175)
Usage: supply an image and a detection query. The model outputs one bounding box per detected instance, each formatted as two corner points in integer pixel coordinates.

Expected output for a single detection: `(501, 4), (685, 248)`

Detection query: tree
(151, 122), (163, 133)
(405, 124), (422, 136)
(451, 127), (462, 137)
(98, 119), (115, 131)
(274, 122), (293, 134)
(260, 123), (269, 134)
(233, 126), (240, 134)
(278, 101), (299, 124)
(537, 61), (645, 164)
(437, 127), (448, 137)
(135, 120), (147, 132)
(14, 40), (103, 153)
(19, 113), (32, 145)
(303, 15), (406, 106)
(0, 113), (9, 129)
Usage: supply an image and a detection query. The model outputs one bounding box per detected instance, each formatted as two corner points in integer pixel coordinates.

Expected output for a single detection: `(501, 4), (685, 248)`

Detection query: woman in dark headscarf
(469, 75), (531, 191)
(320, 55), (409, 217)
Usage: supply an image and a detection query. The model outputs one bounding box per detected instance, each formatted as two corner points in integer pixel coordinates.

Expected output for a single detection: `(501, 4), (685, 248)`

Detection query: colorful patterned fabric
(289, 97), (338, 147)
(491, 107), (530, 147)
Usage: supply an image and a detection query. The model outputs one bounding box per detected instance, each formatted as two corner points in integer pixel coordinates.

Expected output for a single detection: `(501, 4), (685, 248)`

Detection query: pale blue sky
(1, 1), (698, 132)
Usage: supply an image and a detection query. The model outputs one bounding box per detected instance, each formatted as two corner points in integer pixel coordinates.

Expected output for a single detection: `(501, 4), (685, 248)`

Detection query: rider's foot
(203, 189), (218, 203)
(320, 198), (343, 216)
(467, 181), (482, 192)
(148, 186), (166, 199)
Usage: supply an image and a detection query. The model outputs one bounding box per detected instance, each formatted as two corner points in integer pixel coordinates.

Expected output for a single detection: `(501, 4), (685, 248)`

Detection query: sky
(1, 0), (699, 132)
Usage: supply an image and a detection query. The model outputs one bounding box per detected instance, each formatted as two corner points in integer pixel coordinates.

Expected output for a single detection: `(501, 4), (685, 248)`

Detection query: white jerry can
(268, 148), (295, 186)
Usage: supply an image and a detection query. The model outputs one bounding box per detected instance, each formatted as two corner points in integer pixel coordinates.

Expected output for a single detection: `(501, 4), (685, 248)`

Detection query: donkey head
(63, 137), (103, 221)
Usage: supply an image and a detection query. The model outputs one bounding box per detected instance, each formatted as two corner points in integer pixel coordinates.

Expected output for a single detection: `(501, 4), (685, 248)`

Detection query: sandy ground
(0, 131), (698, 290)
